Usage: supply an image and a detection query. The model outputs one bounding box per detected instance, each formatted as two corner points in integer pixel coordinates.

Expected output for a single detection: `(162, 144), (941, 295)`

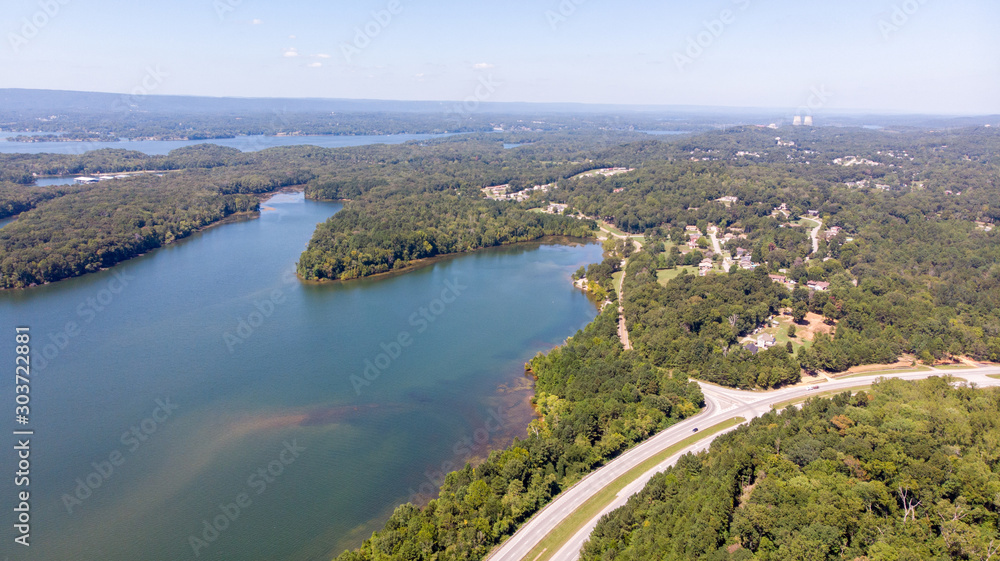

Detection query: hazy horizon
(2, 0), (998, 115)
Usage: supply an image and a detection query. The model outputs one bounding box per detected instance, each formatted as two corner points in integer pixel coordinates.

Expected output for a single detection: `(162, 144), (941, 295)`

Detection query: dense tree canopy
(583, 378), (1000, 561)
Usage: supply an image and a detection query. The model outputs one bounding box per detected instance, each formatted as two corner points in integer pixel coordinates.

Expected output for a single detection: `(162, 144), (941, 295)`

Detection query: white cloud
(289, 35), (297, 39)
(473, 62), (495, 70)
(315, 54), (331, 59)
(307, 62), (323, 68)
(251, 19), (263, 25)
(283, 48), (299, 57)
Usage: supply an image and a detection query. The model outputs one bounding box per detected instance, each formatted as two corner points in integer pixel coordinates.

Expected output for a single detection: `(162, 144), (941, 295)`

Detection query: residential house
(807, 280), (831, 291)
(758, 334), (777, 349)
(699, 258), (714, 276)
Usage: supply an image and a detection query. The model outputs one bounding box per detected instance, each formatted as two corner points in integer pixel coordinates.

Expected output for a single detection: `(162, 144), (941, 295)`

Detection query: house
(685, 225), (700, 233)
(716, 196), (739, 205)
(807, 280), (831, 291)
(744, 343), (759, 355)
(768, 274), (787, 284)
(613, 188), (625, 193)
(758, 334), (777, 349)
(807, 210), (820, 217)
(824, 226), (842, 241)
(547, 203), (569, 214)
(688, 234), (701, 249)
(75, 176), (100, 184)
(699, 259), (714, 276)
(482, 185), (510, 200)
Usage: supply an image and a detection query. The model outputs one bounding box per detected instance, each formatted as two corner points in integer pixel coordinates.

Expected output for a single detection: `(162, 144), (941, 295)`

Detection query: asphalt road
(487, 365), (1000, 561)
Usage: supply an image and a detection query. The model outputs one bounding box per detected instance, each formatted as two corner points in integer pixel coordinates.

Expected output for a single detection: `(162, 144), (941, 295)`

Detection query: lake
(0, 133), (456, 155)
(0, 192), (602, 561)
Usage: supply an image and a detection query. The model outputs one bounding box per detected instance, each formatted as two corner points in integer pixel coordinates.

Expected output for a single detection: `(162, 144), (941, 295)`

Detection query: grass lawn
(599, 222), (628, 237)
(754, 316), (814, 352)
(771, 386), (873, 410)
(656, 267), (697, 286)
(988, 374), (1000, 380)
(935, 364), (975, 370)
(837, 366), (930, 379)
(612, 271), (624, 293)
(524, 417), (746, 561)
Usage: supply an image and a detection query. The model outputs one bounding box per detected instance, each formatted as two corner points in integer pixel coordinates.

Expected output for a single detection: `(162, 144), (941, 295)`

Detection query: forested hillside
(622, 251), (802, 389)
(298, 192), (594, 281)
(0, 174), (261, 288)
(582, 377), (1000, 561)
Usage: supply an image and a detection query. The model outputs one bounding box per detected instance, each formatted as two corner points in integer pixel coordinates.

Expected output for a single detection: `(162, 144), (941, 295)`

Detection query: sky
(1, 0), (998, 115)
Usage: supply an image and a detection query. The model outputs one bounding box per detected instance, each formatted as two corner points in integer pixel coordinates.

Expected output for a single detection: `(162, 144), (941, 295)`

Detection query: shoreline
(296, 235), (600, 285)
(0, 186), (311, 291)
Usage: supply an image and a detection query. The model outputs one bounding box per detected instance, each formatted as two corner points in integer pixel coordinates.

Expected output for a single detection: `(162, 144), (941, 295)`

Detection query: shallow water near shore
(0, 192), (602, 561)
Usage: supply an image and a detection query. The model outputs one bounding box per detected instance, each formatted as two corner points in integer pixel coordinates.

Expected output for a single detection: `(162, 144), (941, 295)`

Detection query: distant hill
(0, 88), (995, 130)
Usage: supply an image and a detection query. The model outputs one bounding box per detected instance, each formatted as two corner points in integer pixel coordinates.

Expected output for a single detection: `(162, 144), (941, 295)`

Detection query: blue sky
(2, 0), (998, 114)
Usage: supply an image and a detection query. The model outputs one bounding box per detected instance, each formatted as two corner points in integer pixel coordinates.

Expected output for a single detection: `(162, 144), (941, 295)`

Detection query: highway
(487, 365), (1000, 561)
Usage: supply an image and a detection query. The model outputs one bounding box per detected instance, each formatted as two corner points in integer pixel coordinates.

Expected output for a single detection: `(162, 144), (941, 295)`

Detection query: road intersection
(488, 365), (1000, 561)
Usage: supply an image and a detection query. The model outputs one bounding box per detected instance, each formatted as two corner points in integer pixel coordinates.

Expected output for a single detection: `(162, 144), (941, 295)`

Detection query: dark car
(692, 427), (699, 432)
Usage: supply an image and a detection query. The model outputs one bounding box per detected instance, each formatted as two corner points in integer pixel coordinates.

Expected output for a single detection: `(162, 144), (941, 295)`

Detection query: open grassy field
(656, 267), (697, 286)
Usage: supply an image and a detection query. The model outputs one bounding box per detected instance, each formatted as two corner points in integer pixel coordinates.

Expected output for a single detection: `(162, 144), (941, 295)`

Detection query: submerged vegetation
(337, 307), (703, 561)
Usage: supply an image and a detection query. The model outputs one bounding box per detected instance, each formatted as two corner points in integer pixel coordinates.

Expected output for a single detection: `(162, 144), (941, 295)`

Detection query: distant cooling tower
(793, 116), (802, 126)
(804, 116), (814, 126)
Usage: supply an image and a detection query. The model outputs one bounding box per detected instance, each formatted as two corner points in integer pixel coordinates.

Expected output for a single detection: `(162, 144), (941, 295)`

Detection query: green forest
(583, 377), (1000, 561)
(298, 192), (594, 281)
(1, 123), (999, 560)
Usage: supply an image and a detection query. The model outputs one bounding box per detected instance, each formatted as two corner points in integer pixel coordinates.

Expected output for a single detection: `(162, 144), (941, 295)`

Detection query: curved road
(487, 366), (1000, 561)
(802, 217), (822, 255)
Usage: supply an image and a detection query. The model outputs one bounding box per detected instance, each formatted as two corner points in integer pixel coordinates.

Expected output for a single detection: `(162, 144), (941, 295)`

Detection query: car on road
(692, 427), (699, 432)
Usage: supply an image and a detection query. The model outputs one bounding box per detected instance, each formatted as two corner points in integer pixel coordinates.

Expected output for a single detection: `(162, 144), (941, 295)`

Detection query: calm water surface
(0, 192), (601, 561)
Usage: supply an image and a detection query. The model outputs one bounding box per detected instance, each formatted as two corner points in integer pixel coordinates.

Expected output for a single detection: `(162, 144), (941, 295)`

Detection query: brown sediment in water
(298, 403), (391, 426)
(408, 371), (540, 508)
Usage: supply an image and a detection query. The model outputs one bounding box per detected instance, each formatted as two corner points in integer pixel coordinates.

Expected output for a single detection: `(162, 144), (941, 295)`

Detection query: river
(0, 192), (602, 561)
